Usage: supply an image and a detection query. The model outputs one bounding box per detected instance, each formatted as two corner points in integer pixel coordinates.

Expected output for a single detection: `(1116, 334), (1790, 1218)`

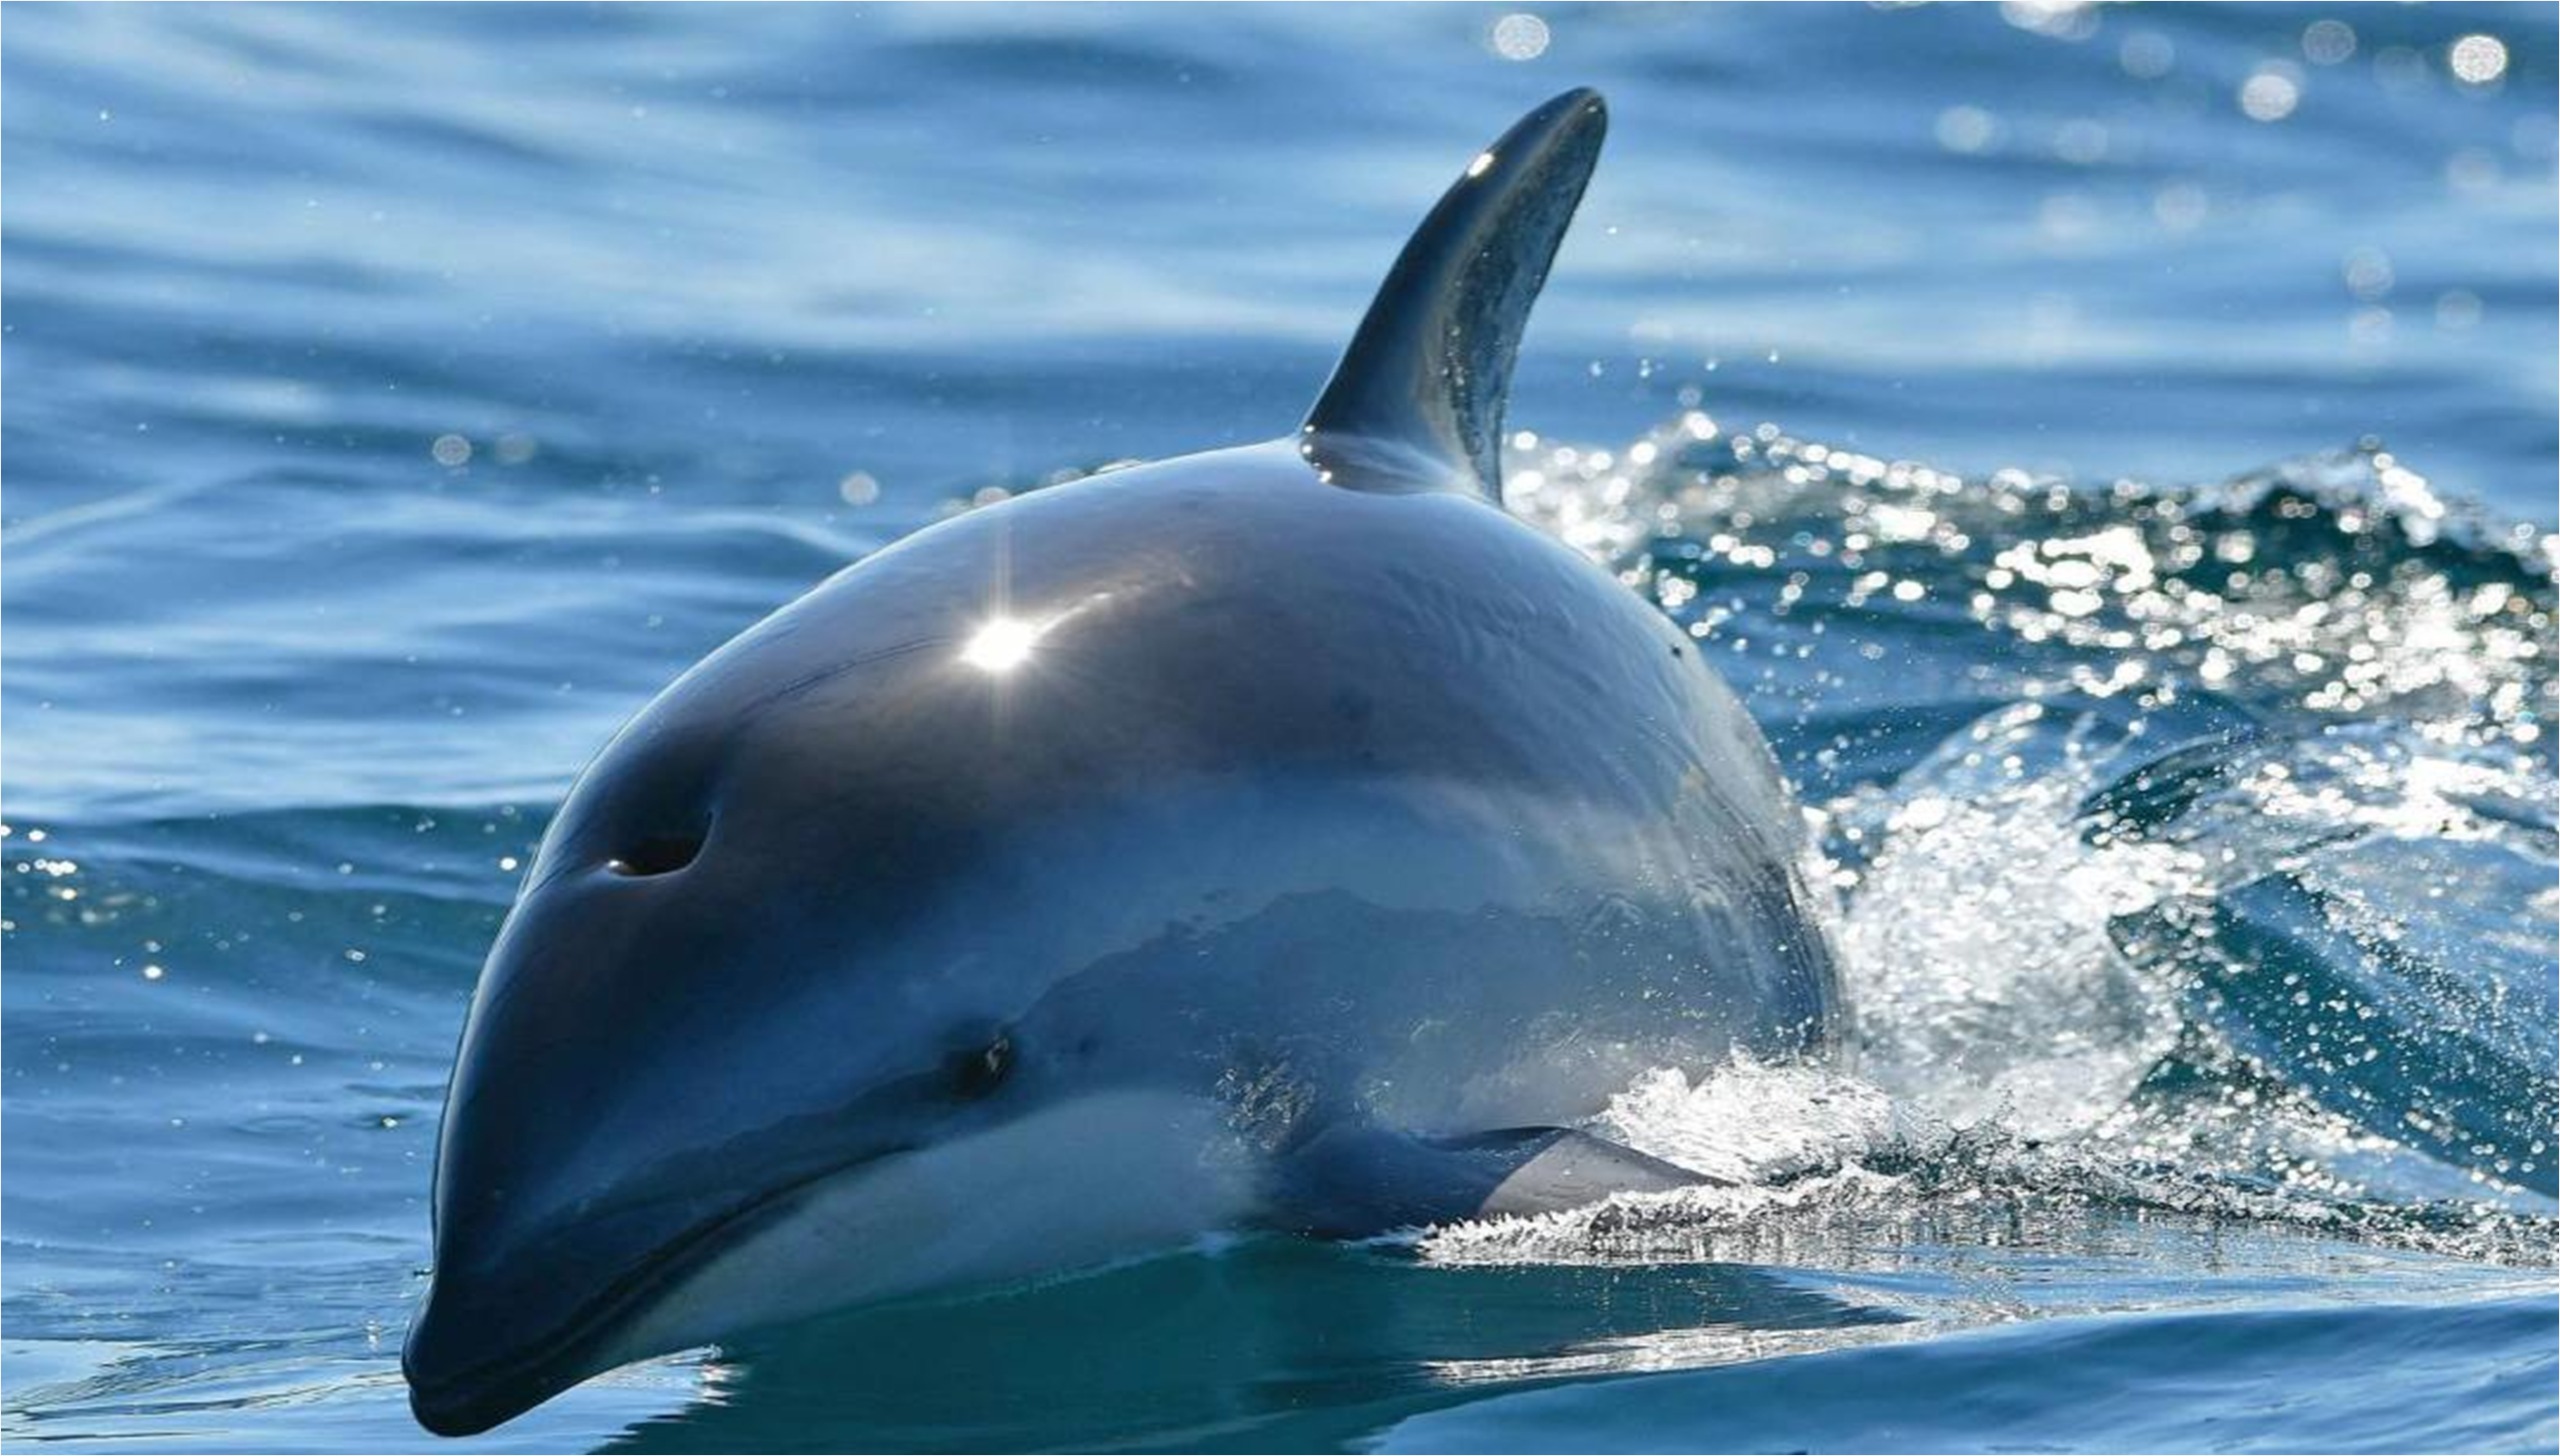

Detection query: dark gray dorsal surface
(1301, 87), (1607, 499)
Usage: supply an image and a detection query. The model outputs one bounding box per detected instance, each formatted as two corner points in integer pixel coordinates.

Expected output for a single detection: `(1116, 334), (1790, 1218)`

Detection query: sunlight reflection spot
(961, 617), (1044, 672)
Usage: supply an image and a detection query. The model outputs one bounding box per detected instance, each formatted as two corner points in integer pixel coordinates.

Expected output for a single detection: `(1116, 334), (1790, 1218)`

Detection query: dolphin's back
(658, 441), (1840, 1132)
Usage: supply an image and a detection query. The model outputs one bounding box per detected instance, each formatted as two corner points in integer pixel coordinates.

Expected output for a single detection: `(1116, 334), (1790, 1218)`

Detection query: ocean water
(4, 3), (2556, 1452)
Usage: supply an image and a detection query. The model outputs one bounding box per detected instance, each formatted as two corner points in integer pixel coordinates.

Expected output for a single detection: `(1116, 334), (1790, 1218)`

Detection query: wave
(1374, 1293), (2560, 1454)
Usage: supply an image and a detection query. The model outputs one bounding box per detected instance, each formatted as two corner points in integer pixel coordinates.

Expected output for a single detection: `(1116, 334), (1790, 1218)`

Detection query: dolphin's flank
(403, 87), (1840, 1436)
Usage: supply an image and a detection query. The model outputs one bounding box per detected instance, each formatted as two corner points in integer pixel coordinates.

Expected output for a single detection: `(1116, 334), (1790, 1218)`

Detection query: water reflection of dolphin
(605, 1248), (1897, 1453)
(404, 88), (1841, 1436)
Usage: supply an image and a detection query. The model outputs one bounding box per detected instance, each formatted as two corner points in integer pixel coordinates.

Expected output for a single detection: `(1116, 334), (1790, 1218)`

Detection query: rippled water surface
(5, 5), (2556, 1452)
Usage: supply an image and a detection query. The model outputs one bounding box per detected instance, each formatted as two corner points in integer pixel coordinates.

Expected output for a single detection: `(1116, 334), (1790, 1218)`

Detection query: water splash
(1425, 1058), (2555, 1272)
(1829, 705), (2193, 1136)
(1410, 414), (2560, 1276)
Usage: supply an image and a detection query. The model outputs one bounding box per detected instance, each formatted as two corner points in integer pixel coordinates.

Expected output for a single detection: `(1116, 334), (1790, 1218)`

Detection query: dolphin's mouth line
(408, 1142), (915, 1431)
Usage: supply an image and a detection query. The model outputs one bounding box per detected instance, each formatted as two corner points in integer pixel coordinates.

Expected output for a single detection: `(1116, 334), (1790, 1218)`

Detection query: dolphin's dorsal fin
(1300, 88), (1607, 500)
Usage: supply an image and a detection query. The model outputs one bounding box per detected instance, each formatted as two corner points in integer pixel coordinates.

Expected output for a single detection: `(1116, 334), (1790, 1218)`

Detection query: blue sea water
(3, 3), (2556, 1451)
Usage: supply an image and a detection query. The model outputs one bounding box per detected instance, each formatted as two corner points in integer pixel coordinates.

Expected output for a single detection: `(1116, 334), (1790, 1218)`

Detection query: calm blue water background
(4, 4), (2556, 1451)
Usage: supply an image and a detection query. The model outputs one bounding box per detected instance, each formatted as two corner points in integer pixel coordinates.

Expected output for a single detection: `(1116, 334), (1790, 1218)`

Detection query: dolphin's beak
(404, 1196), (761, 1435)
(404, 1288), (575, 1437)
(402, 1226), (672, 1437)
(403, 1127), (926, 1436)
(404, 1308), (566, 1438)
(403, 1180), (781, 1435)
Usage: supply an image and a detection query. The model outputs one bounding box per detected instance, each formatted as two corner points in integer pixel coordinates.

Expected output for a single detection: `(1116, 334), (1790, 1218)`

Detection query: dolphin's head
(400, 550), (1272, 1434)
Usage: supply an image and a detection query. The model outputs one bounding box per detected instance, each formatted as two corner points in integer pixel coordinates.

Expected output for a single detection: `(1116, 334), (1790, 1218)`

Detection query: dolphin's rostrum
(403, 88), (1841, 1437)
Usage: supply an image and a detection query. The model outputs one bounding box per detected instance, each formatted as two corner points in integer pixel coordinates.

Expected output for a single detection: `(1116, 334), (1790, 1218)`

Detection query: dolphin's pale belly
(600, 1092), (1257, 1375)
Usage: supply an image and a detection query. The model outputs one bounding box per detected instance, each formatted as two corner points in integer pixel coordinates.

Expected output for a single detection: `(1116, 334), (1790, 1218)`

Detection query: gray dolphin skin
(403, 88), (1842, 1437)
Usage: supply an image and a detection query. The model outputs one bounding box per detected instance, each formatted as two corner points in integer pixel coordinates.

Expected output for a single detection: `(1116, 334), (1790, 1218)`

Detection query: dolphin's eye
(948, 1032), (1013, 1100)
(607, 832), (703, 878)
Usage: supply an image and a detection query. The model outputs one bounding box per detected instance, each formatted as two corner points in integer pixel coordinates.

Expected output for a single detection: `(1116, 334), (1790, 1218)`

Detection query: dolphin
(402, 88), (1841, 1437)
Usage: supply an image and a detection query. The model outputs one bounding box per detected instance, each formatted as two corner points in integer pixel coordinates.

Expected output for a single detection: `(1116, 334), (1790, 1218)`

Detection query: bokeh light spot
(2302, 19), (2357, 66)
(2240, 67), (2302, 122)
(2449, 34), (2508, 85)
(1490, 13), (1549, 62)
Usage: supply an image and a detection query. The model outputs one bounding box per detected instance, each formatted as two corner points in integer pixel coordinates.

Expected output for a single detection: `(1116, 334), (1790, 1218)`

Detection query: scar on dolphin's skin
(405, 89), (1842, 1437)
